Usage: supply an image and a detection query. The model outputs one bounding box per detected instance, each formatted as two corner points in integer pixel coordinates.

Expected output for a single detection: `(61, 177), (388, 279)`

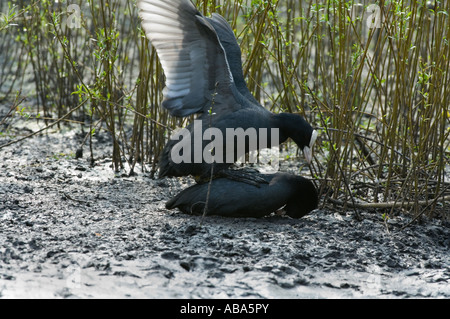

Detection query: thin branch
(0, 98), (88, 150)
(327, 194), (450, 210)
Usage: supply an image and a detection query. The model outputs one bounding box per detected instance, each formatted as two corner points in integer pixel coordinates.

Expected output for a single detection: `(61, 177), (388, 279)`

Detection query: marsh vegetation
(1, 0), (449, 220)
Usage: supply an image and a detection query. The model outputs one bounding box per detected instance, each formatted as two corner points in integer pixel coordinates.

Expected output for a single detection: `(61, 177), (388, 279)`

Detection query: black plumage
(137, 0), (317, 181)
(166, 172), (318, 218)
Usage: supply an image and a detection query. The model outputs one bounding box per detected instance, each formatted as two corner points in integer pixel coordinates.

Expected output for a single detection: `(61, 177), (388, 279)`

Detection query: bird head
(277, 113), (317, 164)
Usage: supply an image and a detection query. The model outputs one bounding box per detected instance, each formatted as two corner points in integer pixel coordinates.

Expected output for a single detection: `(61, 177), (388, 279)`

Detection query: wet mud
(0, 129), (449, 298)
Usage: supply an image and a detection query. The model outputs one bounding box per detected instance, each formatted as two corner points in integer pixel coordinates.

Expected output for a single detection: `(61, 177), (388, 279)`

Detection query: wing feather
(137, 0), (239, 117)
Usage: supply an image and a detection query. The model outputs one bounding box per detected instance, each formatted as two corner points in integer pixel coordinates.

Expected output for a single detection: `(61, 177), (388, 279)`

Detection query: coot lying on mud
(166, 172), (318, 218)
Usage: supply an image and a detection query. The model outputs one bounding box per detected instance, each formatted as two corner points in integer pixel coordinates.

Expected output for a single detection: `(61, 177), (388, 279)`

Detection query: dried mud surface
(0, 128), (449, 298)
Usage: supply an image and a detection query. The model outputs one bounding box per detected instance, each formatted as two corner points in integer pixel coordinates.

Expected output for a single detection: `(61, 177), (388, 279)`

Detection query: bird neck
(272, 113), (298, 143)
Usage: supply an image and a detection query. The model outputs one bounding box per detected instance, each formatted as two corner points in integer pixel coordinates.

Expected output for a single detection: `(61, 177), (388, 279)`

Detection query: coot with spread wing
(137, 0), (317, 181)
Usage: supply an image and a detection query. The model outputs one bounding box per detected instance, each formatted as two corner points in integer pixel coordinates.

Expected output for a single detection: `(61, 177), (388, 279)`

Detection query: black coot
(137, 0), (317, 181)
(166, 172), (318, 218)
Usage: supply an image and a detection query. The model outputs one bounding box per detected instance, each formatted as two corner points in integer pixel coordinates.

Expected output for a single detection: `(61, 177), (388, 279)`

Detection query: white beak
(303, 130), (318, 164)
(304, 146), (312, 163)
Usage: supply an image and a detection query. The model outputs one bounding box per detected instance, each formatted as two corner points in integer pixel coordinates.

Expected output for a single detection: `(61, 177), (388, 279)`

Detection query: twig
(201, 163), (214, 226)
(314, 126), (411, 162)
(327, 194), (450, 210)
(62, 192), (89, 204)
(400, 186), (450, 230)
(0, 98), (88, 150)
(306, 86), (362, 220)
(0, 92), (25, 126)
(200, 83), (219, 226)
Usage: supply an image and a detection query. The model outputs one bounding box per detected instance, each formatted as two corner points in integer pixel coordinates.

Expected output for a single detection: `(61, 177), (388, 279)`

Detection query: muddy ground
(0, 126), (449, 299)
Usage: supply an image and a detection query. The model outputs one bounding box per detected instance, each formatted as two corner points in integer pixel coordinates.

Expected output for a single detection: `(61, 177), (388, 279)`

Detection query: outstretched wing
(206, 13), (260, 106)
(138, 0), (241, 117)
